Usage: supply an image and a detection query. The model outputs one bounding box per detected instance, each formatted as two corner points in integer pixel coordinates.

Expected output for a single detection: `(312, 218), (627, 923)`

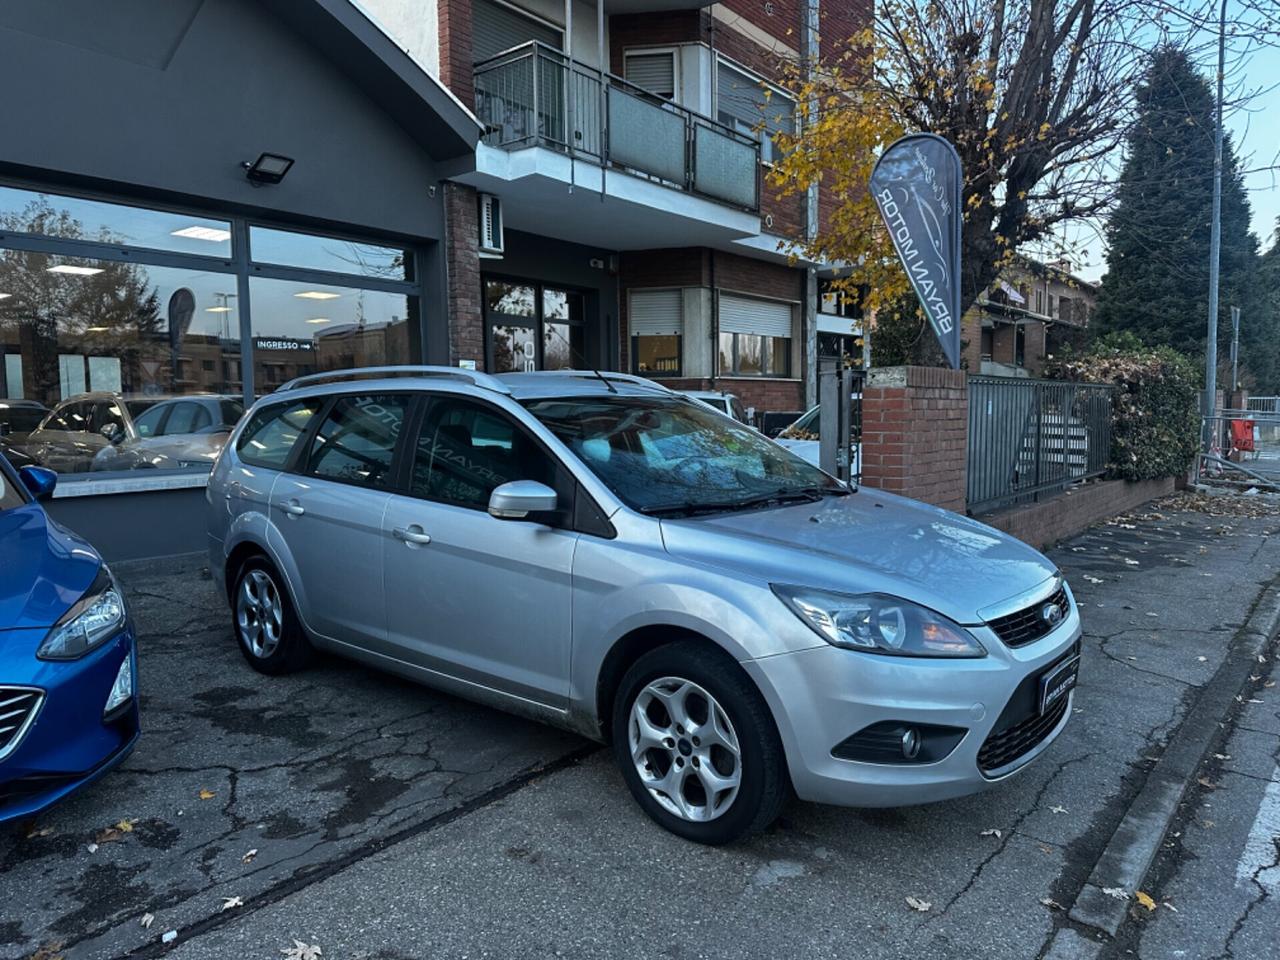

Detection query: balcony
(472, 42), (760, 221)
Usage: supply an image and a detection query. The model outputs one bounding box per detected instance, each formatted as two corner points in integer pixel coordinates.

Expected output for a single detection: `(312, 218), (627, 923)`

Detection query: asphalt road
(3, 494), (1279, 960)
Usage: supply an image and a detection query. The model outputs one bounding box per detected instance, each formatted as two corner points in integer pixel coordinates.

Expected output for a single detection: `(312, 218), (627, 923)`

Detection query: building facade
(961, 256), (1097, 379)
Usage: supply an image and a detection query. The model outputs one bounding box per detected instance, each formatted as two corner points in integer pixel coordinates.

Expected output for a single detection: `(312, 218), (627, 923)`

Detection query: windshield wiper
(640, 487), (837, 518)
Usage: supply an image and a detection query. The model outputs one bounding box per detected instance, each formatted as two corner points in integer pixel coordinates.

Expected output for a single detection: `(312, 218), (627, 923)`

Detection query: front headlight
(37, 567), (127, 660)
(771, 585), (986, 658)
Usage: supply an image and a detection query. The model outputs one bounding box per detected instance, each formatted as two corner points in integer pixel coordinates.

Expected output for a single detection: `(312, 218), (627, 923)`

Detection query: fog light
(104, 655), (134, 716)
(901, 727), (921, 760)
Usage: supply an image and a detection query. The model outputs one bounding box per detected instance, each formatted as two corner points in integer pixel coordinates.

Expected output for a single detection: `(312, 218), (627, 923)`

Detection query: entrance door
(382, 393), (577, 706)
(485, 279), (587, 373)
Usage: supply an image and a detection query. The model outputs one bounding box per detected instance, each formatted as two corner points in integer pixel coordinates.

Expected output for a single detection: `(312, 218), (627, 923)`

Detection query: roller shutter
(629, 289), (683, 336)
(473, 0), (562, 63)
(718, 294), (792, 337)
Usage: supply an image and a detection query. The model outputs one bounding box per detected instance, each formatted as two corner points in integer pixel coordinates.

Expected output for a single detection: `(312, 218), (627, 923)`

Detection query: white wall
(356, 0), (440, 77)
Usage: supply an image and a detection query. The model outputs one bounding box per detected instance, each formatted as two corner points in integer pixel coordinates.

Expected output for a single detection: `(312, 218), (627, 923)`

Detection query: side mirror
(101, 422), (123, 444)
(488, 480), (557, 520)
(19, 464), (57, 501)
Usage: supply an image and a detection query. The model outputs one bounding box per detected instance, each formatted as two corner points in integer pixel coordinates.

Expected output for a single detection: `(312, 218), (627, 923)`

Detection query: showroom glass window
(485, 279), (586, 373)
(0, 184), (423, 478)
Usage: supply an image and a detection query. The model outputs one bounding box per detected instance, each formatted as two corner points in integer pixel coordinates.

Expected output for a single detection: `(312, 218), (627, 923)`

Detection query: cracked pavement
(3, 494), (1280, 959)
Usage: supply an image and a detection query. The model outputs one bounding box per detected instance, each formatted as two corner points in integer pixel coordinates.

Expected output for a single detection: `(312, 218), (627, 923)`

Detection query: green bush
(1048, 338), (1201, 481)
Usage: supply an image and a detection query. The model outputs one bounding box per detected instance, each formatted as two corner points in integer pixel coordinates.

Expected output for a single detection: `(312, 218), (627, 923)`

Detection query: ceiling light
(172, 225), (231, 242)
(206, 306), (233, 313)
(305, 317), (331, 324)
(47, 265), (104, 276)
(242, 152), (295, 185)
(294, 291), (340, 300)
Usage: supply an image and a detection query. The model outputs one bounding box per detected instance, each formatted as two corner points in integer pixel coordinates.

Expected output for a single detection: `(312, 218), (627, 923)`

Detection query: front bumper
(743, 615), (1081, 807)
(0, 625), (140, 825)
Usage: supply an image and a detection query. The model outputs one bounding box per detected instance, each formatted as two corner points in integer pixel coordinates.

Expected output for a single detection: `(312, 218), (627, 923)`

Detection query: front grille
(0, 773), (77, 807)
(977, 693), (1070, 774)
(988, 586), (1069, 648)
(0, 686), (43, 760)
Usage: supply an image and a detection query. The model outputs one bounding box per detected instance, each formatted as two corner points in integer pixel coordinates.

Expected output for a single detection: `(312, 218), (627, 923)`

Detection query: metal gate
(1197, 405), (1280, 488)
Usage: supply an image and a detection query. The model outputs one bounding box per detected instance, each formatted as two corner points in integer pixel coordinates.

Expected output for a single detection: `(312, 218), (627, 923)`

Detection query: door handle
(280, 499), (305, 517)
(392, 524), (432, 546)
(224, 480), (241, 501)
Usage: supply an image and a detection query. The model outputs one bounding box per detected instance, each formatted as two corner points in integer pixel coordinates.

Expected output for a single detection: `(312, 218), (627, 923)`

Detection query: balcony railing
(474, 42), (761, 213)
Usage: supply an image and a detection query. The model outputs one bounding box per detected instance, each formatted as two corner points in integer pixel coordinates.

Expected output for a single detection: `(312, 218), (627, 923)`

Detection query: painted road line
(1235, 765), (1280, 895)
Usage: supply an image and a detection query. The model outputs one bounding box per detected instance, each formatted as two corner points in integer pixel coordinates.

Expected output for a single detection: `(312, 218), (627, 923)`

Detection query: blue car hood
(0, 503), (100, 630)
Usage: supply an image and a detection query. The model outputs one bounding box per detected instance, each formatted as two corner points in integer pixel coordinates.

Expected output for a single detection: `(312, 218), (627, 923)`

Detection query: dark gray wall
(46, 489), (209, 563)
(493, 230), (621, 369)
(0, 0), (446, 241)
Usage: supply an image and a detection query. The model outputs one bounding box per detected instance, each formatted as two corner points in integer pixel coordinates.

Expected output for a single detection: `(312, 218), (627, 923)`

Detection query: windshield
(780, 405), (819, 440)
(524, 396), (844, 515)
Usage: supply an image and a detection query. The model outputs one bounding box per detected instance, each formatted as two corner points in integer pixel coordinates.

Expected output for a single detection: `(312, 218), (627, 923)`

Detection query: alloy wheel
(629, 676), (742, 822)
(236, 569), (283, 659)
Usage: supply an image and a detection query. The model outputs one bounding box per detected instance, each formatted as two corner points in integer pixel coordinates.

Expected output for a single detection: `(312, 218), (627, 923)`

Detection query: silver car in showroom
(206, 367), (1080, 844)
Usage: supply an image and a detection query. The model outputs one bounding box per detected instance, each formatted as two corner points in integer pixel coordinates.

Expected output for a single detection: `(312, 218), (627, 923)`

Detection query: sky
(1032, 16), (1280, 284)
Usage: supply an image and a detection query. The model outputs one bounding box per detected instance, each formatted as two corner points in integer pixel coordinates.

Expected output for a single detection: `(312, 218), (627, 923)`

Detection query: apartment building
(962, 256), (1098, 378)
(364, 0), (866, 418)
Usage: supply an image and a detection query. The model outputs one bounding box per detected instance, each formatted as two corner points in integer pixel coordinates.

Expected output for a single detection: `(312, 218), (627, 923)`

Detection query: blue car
(0, 454), (138, 825)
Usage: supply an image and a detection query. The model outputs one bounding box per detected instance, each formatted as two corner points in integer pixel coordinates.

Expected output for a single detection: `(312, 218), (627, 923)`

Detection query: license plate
(1038, 656), (1079, 715)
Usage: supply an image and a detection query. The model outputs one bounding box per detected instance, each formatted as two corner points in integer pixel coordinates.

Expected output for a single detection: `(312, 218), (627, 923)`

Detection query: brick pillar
(444, 182), (483, 368)
(438, 0), (474, 107)
(861, 366), (968, 512)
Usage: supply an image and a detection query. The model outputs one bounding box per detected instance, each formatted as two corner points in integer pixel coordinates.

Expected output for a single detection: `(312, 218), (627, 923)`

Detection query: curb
(1065, 578), (1280, 938)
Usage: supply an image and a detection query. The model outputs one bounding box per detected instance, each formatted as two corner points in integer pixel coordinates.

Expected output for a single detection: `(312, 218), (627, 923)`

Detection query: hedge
(1049, 341), (1201, 481)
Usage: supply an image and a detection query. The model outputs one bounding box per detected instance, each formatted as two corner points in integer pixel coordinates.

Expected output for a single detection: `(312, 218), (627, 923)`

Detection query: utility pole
(1204, 0), (1227, 433)
(1231, 305), (1240, 392)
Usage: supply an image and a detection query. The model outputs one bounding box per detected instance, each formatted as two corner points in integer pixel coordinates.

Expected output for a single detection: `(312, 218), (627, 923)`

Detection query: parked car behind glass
(93, 395), (244, 472)
(679, 390), (747, 423)
(0, 452), (139, 825)
(207, 368), (1080, 844)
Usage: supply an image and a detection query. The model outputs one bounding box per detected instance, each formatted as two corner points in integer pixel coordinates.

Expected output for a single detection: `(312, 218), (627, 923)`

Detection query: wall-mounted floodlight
(242, 153), (295, 186)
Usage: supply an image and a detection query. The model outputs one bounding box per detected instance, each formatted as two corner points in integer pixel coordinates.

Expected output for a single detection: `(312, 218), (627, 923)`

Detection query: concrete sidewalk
(4, 493), (1279, 960)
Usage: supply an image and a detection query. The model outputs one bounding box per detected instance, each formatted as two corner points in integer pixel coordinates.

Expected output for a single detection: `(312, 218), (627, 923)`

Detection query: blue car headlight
(771, 584), (986, 658)
(37, 567), (127, 660)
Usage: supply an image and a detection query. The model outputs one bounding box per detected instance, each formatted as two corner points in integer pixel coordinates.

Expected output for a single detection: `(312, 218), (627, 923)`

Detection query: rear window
(235, 399), (322, 469)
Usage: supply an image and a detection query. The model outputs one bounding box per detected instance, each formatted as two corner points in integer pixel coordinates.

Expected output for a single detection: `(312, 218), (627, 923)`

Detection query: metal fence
(967, 376), (1115, 514)
(473, 41), (761, 211)
(1196, 409), (1280, 488)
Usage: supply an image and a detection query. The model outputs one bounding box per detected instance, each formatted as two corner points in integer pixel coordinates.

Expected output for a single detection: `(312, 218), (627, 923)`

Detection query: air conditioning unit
(478, 193), (504, 257)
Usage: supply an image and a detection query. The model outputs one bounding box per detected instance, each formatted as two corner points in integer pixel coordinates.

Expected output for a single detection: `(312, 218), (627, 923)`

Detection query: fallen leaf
(1040, 897), (1063, 910)
(162, 931), (178, 945)
(1124, 559), (1140, 566)
(1197, 777), (1217, 789)
(1163, 901), (1179, 912)
(281, 940), (323, 960)
(220, 896), (244, 912)
(242, 848), (259, 864)
(1102, 886), (1130, 901)
(28, 943), (65, 960)
(1197, 656), (1208, 662)
(1049, 804), (1068, 814)
(25, 824), (53, 839)
(1135, 891), (1157, 912)
(980, 828), (1003, 839)
(1083, 575), (1103, 584)
(115, 818), (136, 833)
(86, 843), (98, 854)
(1247, 699), (1265, 705)
(198, 789), (216, 801)
(94, 827), (123, 844)
(905, 896), (931, 912)
(1145, 612), (1158, 618)
(1214, 754), (1232, 761)
(140, 913), (154, 929)
(1038, 844), (1054, 855)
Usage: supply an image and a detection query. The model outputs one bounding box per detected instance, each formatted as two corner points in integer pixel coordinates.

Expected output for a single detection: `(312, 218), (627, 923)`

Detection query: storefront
(0, 0), (480, 556)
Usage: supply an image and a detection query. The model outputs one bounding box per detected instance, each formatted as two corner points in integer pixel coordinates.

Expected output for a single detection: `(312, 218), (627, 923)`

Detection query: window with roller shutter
(472, 0), (562, 63)
(624, 50), (677, 99)
(630, 289), (683, 376)
(717, 293), (793, 378)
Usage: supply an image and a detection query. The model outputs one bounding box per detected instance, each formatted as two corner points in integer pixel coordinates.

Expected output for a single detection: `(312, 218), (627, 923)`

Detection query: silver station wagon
(207, 367), (1080, 844)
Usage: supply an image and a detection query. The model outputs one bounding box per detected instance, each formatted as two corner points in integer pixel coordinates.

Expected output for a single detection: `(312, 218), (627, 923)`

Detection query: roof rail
(529, 370), (676, 394)
(276, 366), (512, 395)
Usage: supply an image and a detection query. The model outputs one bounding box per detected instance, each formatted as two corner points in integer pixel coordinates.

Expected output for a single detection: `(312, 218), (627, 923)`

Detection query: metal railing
(473, 42), (761, 212)
(967, 376), (1115, 514)
(1246, 396), (1280, 415)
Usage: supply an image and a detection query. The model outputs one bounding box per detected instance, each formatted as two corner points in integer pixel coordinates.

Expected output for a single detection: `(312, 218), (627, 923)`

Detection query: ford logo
(1041, 602), (1064, 626)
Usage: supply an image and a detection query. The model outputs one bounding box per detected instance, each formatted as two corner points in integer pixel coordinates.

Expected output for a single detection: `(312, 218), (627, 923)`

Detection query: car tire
(231, 557), (311, 675)
(611, 640), (789, 845)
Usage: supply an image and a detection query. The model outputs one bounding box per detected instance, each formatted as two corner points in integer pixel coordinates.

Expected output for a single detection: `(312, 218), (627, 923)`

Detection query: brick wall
(712, 249), (803, 301)
(608, 11), (702, 73)
(656, 376), (804, 419)
(980, 478), (1176, 550)
(444, 182), (483, 366)
(438, 0), (474, 107)
(861, 365), (968, 512)
(961, 310), (983, 373)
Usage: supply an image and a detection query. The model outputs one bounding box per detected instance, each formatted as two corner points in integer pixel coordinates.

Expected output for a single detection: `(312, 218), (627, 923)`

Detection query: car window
(133, 404), (167, 438)
(410, 396), (555, 509)
(236, 399), (322, 469)
(525, 396), (839, 513)
(0, 405), (45, 434)
(219, 399), (244, 427)
(304, 394), (408, 488)
(0, 463), (25, 511)
(46, 401), (89, 433)
(163, 402), (200, 435)
(730, 398), (747, 422)
(91, 401), (127, 435)
(781, 406), (819, 439)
